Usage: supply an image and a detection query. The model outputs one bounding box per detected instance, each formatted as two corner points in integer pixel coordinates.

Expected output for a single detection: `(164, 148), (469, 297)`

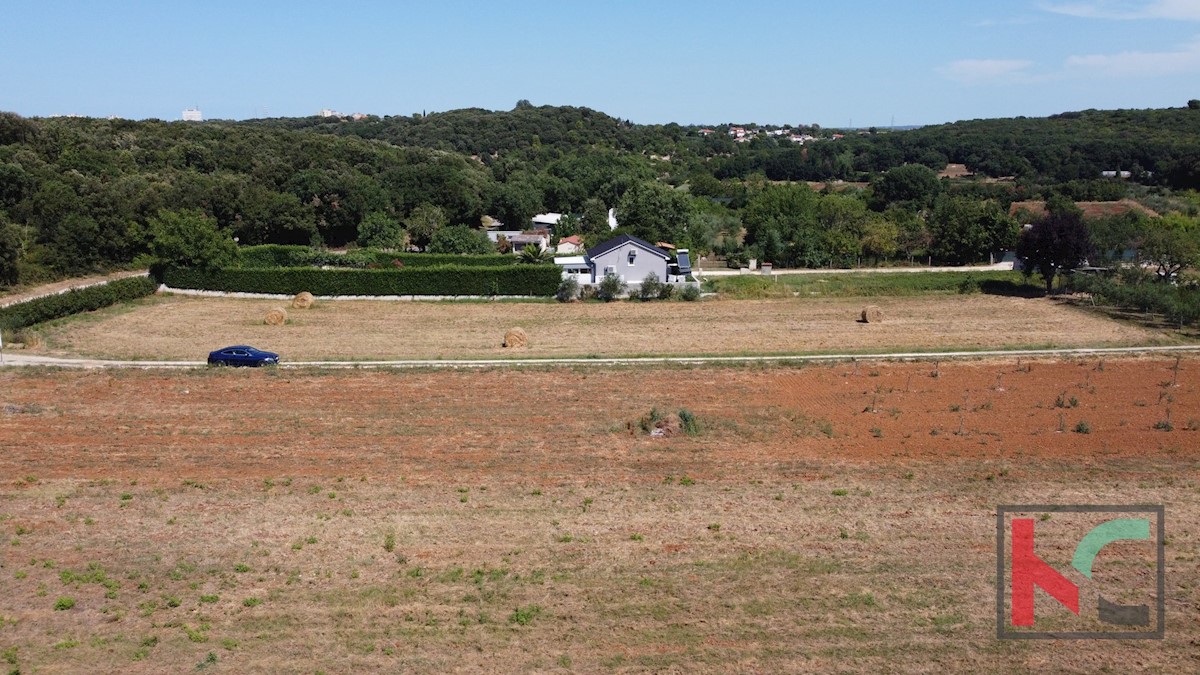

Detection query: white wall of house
(588, 242), (669, 285)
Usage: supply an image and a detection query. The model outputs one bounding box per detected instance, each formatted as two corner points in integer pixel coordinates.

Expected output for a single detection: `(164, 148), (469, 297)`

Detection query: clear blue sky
(3, 0), (1198, 126)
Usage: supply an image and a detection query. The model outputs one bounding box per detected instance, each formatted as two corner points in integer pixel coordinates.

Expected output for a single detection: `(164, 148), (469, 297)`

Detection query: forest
(1, 102), (1199, 289)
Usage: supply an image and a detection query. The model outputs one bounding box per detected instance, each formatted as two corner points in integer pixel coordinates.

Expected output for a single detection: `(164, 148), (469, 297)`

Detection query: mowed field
(30, 292), (1184, 361)
(2, 358), (1199, 672)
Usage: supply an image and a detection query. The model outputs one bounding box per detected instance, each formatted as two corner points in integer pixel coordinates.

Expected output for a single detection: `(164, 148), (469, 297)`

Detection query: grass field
(2, 359), (1198, 672)
(26, 291), (1188, 362)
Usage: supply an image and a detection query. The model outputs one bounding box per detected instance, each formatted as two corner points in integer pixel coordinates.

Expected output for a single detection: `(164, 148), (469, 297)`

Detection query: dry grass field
(30, 293), (1185, 361)
(2, 358), (1198, 672)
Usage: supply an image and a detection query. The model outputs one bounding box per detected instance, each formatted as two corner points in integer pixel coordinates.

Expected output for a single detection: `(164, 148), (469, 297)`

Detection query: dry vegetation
(2, 358), (1198, 672)
(32, 293), (1185, 362)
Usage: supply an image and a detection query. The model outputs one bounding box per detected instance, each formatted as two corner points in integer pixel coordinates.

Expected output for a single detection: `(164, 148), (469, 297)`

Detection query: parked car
(207, 345), (280, 367)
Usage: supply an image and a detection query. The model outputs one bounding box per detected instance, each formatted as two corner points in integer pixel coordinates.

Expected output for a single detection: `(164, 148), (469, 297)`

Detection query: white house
(507, 232), (550, 253)
(552, 234), (671, 284)
(556, 235), (584, 255)
(554, 255), (592, 281)
(531, 213), (565, 232)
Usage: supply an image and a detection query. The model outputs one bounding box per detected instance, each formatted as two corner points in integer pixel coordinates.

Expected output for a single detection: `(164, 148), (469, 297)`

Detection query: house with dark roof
(554, 234), (673, 285)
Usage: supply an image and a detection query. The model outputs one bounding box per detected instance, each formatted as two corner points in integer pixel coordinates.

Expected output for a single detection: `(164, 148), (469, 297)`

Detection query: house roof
(559, 235), (583, 246)
(531, 212), (564, 225)
(586, 234), (671, 261)
(507, 234), (547, 244)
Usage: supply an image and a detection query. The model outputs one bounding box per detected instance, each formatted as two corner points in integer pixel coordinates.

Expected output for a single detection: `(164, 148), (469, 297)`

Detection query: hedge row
(237, 245), (516, 269)
(0, 275), (159, 332)
(163, 264), (561, 296)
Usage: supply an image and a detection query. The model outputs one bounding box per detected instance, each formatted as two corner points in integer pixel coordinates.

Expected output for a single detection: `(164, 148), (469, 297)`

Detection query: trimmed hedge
(236, 245), (516, 270)
(163, 264), (560, 296)
(0, 275), (159, 332)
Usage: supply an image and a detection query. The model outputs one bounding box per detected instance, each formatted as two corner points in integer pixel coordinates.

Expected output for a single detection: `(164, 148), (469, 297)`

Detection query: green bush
(596, 273), (627, 302)
(0, 275), (158, 332)
(555, 276), (580, 303)
(162, 265), (560, 296)
(680, 284), (701, 301)
(638, 273), (664, 301)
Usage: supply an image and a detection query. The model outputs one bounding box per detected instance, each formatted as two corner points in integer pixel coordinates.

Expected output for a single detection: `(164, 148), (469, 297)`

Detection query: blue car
(207, 345), (280, 367)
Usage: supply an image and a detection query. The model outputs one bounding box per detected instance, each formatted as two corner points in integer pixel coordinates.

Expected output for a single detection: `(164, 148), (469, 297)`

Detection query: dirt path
(0, 269), (148, 308)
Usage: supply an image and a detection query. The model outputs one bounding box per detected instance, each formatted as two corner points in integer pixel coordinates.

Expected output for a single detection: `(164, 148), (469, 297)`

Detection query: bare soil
(1, 358), (1197, 672)
(33, 293), (1181, 361)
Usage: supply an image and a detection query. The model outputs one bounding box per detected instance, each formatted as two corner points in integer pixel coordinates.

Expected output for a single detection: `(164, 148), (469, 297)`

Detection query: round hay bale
(502, 327), (528, 349)
(264, 307), (288, 326)
(291, 291), (315, 309)
(861, 305), (883, 323)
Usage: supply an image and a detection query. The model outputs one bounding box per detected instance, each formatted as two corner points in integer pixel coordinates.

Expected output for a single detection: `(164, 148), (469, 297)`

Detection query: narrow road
(0, 270), (149, 308)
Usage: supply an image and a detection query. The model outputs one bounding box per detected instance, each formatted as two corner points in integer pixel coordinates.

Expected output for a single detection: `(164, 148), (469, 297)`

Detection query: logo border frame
(995, 504), (1165, 640)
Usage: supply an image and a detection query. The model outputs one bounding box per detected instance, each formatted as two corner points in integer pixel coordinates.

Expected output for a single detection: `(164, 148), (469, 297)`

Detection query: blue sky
(2, 0), (1199, 126)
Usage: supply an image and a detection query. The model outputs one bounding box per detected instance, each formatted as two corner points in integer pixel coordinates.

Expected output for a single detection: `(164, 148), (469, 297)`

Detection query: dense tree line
(2, 102), (1199, 290)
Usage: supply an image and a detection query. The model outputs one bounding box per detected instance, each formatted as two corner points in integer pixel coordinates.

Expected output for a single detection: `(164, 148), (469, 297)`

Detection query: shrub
(0, 275), (158, 332)
(680, 283), (701, 301)
(638, 273), (664, 301)
(54, 597), (75, 611)
(596, 273), (627, 302)
(657, 283), (675, 301)
(679, 409), (701, 436)
(555, 276), (580, 303)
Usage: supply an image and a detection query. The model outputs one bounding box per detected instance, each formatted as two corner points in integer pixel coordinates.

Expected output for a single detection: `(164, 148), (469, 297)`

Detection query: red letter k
(1011, 518), (1079, 626)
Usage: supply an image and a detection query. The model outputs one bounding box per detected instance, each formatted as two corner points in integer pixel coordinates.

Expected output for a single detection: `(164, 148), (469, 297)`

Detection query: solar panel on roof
(676, 250), (692, 273)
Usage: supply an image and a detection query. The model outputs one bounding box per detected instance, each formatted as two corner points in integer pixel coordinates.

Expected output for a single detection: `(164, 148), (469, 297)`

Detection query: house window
(627, 249), (637, 265)
(603, 266), (616, 277)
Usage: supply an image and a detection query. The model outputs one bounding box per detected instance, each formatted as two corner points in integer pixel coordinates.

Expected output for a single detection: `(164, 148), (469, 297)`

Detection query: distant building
(182, 108), (202, 122)
(319, 108), (341, 118)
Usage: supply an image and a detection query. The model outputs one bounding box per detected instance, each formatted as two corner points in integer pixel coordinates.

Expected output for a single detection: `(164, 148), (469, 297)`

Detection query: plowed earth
(1, 358), (1197, 672)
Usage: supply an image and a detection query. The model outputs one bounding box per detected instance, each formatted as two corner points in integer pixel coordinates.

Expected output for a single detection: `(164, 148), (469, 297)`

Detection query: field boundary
(4, 344), (1199, 369)
(158, 285), (544, 301)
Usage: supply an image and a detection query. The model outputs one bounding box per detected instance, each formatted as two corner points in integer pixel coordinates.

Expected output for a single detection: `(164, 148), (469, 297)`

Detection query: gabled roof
(586, 234), (671, 261)
(558, 235), (583, 246)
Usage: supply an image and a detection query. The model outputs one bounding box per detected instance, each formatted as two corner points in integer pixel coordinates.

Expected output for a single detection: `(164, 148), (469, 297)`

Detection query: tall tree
(427, 224), (494, 255)
(1016, 205), (1094, 293)
(404, 203), (447, 251)
(147, 209), (237, 271)
(0, 217), (20, 286)
(357, 211), (406, 249)
(1140, 214), (1200, 281)
(616, 182), (693, 245)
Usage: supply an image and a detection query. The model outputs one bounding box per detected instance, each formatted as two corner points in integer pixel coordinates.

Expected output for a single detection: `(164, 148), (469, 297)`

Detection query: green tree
(0, 217), (20, 286)
(616, 182), (693, 245)
(518, 243), (552, 264)
(1016, 207), (1094, 293)
(357, 211), (406, 249)
(1140, 214), (1200, 281)
(148, 209), (237, 270)
(870, 163), (941, 210)
(580, 197), (610, 241)
(427, 224), (494, 255)
(928, 196), (1015, 264)
(404, 203), (447, 251)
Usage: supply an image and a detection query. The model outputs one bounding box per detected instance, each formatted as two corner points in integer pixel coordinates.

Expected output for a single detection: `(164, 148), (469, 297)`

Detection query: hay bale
(291, 291), (315, 309)
(502, 327), (528, 349)
(861, 305), (883, 323)
(264, 307), (288, 326)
